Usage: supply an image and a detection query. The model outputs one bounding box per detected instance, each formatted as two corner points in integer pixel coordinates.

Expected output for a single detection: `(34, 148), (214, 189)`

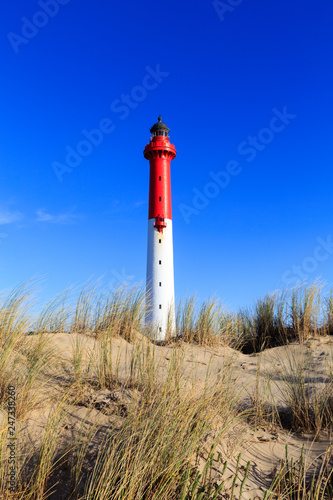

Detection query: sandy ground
(7, 333), (333, 499)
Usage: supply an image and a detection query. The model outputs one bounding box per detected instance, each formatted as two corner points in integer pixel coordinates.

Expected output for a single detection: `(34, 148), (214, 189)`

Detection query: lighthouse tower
(144, 116), (177, 341)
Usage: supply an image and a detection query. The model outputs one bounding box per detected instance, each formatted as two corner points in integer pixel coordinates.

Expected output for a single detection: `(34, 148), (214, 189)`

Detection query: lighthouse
(144, 116), (177, 341)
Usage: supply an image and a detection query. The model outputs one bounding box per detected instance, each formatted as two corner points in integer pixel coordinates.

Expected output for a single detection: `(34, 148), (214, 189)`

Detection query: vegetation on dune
(267, 445), (333, 500)
(8, 278), (331, 350)
(238, 282), (328, 353)
(0, 280), (332, 499)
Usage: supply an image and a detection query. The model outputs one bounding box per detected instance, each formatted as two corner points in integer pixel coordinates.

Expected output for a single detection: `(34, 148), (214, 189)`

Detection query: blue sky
(1, 0), (333, 311)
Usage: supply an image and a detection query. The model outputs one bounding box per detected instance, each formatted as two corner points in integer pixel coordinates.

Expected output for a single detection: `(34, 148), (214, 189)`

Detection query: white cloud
(36, 209), (80, 224)
(0, 210), (23, 225)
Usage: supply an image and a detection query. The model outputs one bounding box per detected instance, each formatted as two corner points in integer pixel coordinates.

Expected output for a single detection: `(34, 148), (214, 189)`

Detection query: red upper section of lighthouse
(144, 116), (176, 221)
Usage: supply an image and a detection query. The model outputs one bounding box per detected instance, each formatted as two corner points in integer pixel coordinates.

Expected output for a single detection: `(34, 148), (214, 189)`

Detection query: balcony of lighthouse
(143, 139), (176, 160)
(144, 149), (176, 160)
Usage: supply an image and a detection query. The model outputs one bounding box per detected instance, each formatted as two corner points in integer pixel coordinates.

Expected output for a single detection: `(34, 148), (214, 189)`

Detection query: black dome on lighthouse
(150, 115), (170, 135)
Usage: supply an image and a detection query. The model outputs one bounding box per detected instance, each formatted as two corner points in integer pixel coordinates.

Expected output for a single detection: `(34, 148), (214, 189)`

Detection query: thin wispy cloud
(35, 209), (80, 225)
(107, 200), (146, 214)
(134, 200), (146, 208)
(0, 210), (23, 225)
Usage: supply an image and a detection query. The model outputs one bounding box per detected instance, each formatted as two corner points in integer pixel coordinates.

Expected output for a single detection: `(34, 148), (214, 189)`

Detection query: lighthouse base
(146, 218), (176, 341)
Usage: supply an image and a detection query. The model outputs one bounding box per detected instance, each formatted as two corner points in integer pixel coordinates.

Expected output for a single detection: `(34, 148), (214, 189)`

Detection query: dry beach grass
(0, 281), (332, 499)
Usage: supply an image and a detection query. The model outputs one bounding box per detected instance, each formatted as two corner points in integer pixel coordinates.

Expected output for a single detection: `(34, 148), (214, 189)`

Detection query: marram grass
(0, 279), (332, 499)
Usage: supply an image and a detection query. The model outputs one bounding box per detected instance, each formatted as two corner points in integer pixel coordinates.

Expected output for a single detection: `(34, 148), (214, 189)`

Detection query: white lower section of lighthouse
(146, 218), (176, 340)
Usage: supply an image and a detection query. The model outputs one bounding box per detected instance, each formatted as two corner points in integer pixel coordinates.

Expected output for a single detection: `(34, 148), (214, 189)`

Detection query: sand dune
(6, 332), (331, 499)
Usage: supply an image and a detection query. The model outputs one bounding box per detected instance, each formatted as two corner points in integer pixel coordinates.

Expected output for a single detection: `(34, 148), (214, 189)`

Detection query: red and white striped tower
(144, 116), (177, 340)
